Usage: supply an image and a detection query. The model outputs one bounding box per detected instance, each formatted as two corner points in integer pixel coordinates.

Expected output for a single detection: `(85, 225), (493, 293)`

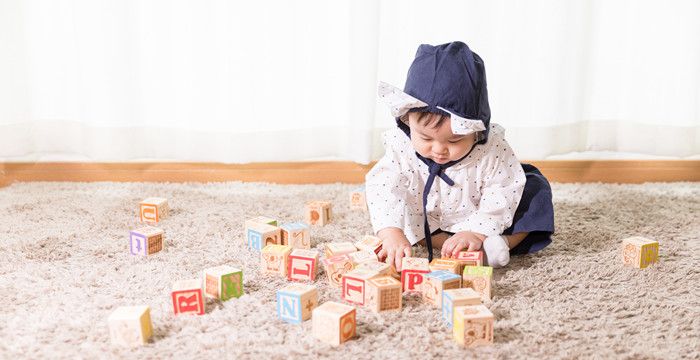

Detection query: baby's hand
(376, 227), (412, 271)
(441, 231), (487, 259)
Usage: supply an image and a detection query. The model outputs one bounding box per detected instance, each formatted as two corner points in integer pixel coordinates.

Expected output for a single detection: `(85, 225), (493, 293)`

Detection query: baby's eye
(420, 137), (431, 141)
(448, 139), (461, 144)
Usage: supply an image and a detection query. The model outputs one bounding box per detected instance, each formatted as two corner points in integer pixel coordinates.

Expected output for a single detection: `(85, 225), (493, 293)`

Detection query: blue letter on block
(247, 229), (262, 250)
(442, 292), (454, 328)
(277, 291), (301, 324)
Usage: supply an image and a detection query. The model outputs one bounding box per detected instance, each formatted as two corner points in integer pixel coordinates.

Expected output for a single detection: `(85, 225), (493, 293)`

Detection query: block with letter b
(203, 265), (243, 301)
(401, 257), (430, 292)
(246, 223), (281, 251)
(280, 222), (311, 249)
(453, 304), (494, 347)
(306, 201), (332, 226)
(622, 236), (659, 268)
(287, 249), (319, 282)
(139, 197), (168, 224)
(108, 305), (152, 347)
(172, 279), (205, 315)
(129, 226), (164, 256)
(312, 302), (356, 346)
(277, 283), (318, 324)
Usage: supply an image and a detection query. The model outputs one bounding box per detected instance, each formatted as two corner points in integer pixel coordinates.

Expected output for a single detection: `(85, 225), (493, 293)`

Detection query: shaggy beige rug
(0, 181), (698, 359)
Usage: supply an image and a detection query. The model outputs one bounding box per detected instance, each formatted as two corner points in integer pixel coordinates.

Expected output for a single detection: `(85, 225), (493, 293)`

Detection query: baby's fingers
(377, 248), (387, 262)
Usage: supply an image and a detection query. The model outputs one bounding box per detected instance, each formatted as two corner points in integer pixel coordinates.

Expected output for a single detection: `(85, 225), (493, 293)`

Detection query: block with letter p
(172, 279), (205, 315)
(341, 268), (380, 306)
(287, 249), (319, 282)
(276, 283), (318, 324)
(401, 257), (430, 292)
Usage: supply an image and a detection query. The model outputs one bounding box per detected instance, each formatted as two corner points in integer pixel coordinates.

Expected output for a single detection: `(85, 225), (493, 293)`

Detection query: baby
(366, 41), (554, 270)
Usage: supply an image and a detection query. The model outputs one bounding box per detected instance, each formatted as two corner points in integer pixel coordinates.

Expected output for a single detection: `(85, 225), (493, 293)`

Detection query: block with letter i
(342, 268), (380, 306)
(622, 236), (659, 268)
(422, 270), (462, 308)
(261, 244), (292, 277)
(429, 258), (461, 275)
(203, 265), (243, 301)
(442, 288), (481, 328)
(354, 235), (383, 255)
(108, 306), (152, 347)
(453, 304), (494, 347)
(366, 276), (402, 312)
(306, 201), (332, 226)
(280, 222), (311, 249)
(287, 249), (319, 282)
(349, 186), (367, 211)
(246, 223), (281, 251)
(322, 254), (354, 287)
(139, 197), (168, 224)
(172, 279), (205, 315)
(462, 266), (493, 301)
(277, 283), (318, 324)
(129, 226), (164, 256)
(401, 257), (430, 292)
(312, 302), (356, 346)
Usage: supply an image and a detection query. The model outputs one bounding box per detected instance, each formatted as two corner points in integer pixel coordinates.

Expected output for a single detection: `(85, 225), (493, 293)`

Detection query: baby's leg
(483, 232), (529, 268)
(503, 232), (529, 249)
(417, 231), (451, 250)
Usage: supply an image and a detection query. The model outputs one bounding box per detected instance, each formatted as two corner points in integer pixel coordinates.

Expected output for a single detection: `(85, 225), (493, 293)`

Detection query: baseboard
(1, 160), (698, 186)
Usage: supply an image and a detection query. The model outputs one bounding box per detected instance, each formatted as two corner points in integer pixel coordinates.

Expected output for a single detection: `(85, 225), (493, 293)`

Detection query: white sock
(482, 235), (510, 268)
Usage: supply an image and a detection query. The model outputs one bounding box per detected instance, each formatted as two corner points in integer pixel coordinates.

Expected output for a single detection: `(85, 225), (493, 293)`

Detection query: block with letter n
(276, 283), (318, 324)
(171, 279), (205, 315)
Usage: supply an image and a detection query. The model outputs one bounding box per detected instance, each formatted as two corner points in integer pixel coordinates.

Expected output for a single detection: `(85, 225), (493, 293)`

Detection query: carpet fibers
(0, 181), (698, 359)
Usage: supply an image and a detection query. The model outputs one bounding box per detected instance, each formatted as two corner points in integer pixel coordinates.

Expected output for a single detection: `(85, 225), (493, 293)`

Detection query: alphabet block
(306, 201), (332, 226)
(342, 268), (380, 306)
(261, 244), (292, 276)
(349, 187), (367, 211)
(129, 226), (164, 256)
(355, 261), (393, 277)
(203, 265), (243, 301)
(312, 302), (356, 346)
(429, 258), (461, 274)
(246, 223), (281, 251)
(453, 304), (494, 347)
(462, 266), (493, 301)
(423, 270), (462, 308)
(366, 276), (402, 312)
(347, 251), (378, 266)
(322, 254), (354, 287)
(401, 257), (430, 292)
(245, 216), (278, 227)
(287, 249), (319, 282)
(139, 197), (168, 224)
(622, 236), (659, 268)
(324, 242), (357, 257)
(442, 288), (481, 328)
(172, 279), (205, 315)
(354, 235), (383, 255)
(277, 283), (318, 324)
(280, 222), (311, 249)
(108, 305), (152, 347)
(455, 250), (484, 273)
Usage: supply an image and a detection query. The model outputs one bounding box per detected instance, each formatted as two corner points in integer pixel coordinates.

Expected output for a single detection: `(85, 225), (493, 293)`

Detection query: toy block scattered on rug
(306, 201), (332, 226)
(462, 266), (493, 301)
(423, 270), (462, 308)
(442, 288), (481, 328)
(322, 254), (355, 287)
(366, 276), (402, 312)
(324, 242), (357, 257)
(622, 236), (659, 268)
(347, 250), (378, 266)
(453, 304), (494, 347)
(401, 257), (430, 292)
(108, 305), (152, 347)
(277, 283), (318, 324)
(139, 197), (169, 224)
(203, 265), (243, 301)
(429, 258), (461, 274)
(280, 222), (311, 249)
(455, 250), (484, 273)
(244, 216), (278, 228)
(355, 260), (394, 277)
(354, 235), (383, 255)
(129, 226), (164, 256)
(287, 248), (319, 281)
(246, 223), (281, 251)
(342, 268), (381, 306)
(172, 279), (205, 315)
(261, 244), (292, 277)
(349, 187), (367, 211)
(312, 301), (356, 346)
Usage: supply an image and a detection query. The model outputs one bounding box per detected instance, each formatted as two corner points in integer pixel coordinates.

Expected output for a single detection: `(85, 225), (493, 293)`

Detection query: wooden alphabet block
(423, 270), (462, 307)
(347, 251), (378, 266)
(429, 258), (461, 274)
(324, 242), (357, 257)
(356, 260), (391, 275)
(342, 268), (380, 306)
(306, 201), (332, 226)
(453, 304), (494, 347)
(245, 216), (278, 227)
(622, 236), (659, 268)
(322, 254), (355, 287)
(246, 223), (281, 251)
(261, 244), (292, 276)
(108, 305), (152, 347)
(277, 283), (318, 324)
(139, 197), (168, 224)
(442, 288), (481, 328)
(401, 257), (430, 292)
(172, 279), (205, 315)
(280, 222), (311, 249)
(354, 235), (383, 255)
(203, 265), (243, 301)
(455, 250), (484, 273)
(462, 266), (493, 301)
(287, 249), (319, 282)
(129, 226), (164, 256)
(366, 276), (402, 312)
(312, 302), (356, 346)
(349, 187), (367, 211)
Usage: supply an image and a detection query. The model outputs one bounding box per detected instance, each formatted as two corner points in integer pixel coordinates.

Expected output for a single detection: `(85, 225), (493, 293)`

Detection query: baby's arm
(376, 227), (412, 271)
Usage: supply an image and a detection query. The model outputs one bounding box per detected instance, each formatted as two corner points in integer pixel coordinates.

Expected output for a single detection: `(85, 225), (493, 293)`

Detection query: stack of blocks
(306, 201), (332, 226)
(246, 218), (281, 251)
(277, 283), (319, 324)
(365, 276), (402, 312)
(129, 226), (164, 256)
(172, 279), (205, 315)
(139, 197), (169, 224)
(401, 257), (430, 292)
(342, 268), (380, 306)
(349, 187), (368, 211)
(287, 249), (319, 282)
(203, 265), (244, 301)
(312, 302), (356, 346)
(422, 270), (462, 307)
(462, 266), (493, 301)
(108, 306), (153, 347)
(280, 222), (311, 249)
(322, 254), (354, 287)
(429, 258), (461, 274)
(453, 304), (494, 347)
(622, 236), (659, 268)
(442, 288), (482, 328)
(261, 244), (293, 276)
(354, 235), (383, 255)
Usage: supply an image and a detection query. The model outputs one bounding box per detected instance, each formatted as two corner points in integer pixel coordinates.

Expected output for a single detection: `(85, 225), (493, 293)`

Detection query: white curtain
(1, 0), (698, 163)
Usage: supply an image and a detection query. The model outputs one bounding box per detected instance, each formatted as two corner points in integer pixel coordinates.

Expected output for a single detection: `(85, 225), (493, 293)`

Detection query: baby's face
(408, 112), (476, 165)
